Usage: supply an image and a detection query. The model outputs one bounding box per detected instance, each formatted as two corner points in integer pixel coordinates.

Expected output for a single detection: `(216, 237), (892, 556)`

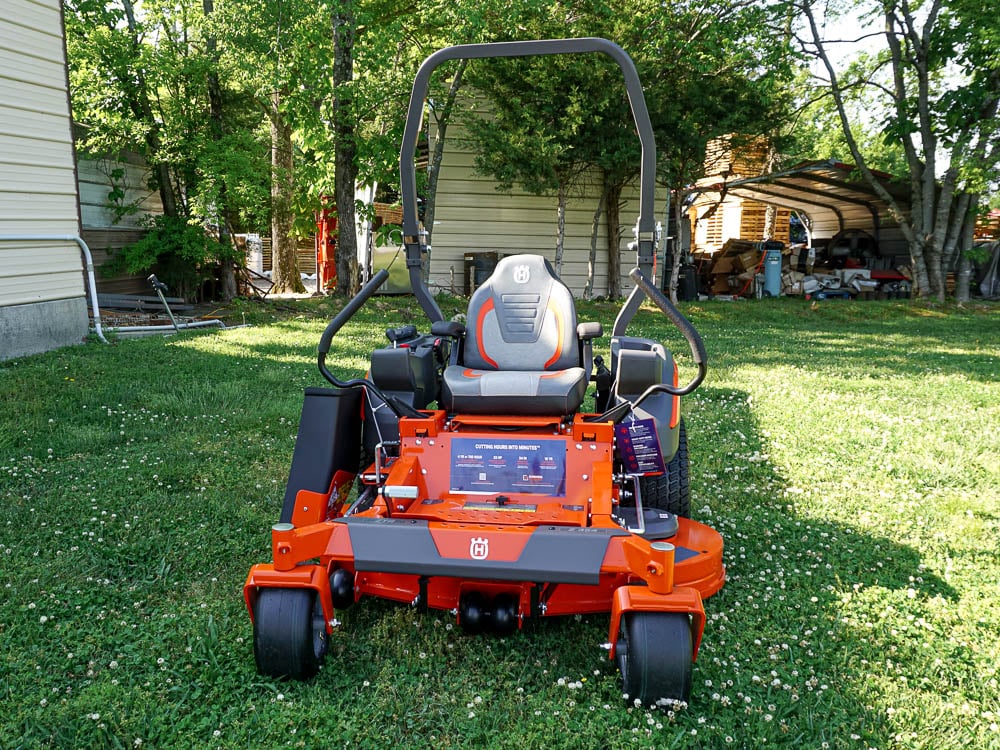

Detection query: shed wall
(427, 124), (660, 298)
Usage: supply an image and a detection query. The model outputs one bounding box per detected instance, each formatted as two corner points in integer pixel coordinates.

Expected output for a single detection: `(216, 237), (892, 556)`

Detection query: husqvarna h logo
(513, 265), (530, 284)
(469, 537), (489, 560)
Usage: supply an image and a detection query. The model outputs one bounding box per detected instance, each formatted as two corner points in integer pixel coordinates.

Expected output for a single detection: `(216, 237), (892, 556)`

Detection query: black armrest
(577, 321), (603, 340)
(431, 320), (466, 338)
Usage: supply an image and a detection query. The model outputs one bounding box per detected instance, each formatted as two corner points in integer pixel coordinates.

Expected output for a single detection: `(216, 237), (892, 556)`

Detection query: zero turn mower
(244, 38), (724, 708)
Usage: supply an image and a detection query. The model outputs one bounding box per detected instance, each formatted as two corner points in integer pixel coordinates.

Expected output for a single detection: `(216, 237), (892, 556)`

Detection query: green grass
(1, 295), (998, 749)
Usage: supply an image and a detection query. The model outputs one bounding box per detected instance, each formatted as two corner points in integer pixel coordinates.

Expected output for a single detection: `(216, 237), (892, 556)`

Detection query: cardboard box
(710, 276), (732, 294)
(735, 250), (760, 272)
(711, 256), (736, 275)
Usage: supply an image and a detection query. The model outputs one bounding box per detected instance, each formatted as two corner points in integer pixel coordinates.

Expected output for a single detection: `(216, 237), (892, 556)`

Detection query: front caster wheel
(253, 588), (327, 680)
(617, 611), (693, 708)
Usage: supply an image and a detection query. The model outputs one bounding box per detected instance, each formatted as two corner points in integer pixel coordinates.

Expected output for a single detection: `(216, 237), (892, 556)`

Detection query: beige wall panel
(0, 50), (66, 93)
(1, 163), (77, 195)
(0, 191), (78, 222)
(428, 109), (662, 298)
(0, 133), (74, 169)
(0, 104), (77, 144)
(0, 9), (63, 57)
(0, 271), (83, 307)
(0, 242), (80, 278)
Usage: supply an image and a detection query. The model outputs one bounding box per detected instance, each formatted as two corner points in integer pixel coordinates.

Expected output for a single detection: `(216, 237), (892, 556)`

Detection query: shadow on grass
(679, 384), (960, 746)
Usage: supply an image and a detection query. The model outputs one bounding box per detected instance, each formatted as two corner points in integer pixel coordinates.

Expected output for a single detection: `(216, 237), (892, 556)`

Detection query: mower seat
(441, 254), (588, 416)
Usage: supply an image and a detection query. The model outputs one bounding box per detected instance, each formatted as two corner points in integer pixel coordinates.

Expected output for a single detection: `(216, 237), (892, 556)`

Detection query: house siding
(1, 0), (87, 359)
(427, 121), (660, 298)
(78, 153), (163, 229)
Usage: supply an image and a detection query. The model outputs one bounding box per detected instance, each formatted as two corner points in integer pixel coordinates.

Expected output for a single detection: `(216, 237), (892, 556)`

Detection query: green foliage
(102, 215), (228, 299)
(786, 92), (910, 175)
(462, 0), (795, 197)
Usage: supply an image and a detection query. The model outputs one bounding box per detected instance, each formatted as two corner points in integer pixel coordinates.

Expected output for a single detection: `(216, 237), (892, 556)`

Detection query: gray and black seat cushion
(441, 254), (587, 415)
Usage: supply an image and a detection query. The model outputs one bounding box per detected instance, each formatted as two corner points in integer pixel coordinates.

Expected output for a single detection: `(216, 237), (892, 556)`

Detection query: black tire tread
(617, 610), (693, 708)
(639, 418), (690, 518)
(253, 588), (324, 680)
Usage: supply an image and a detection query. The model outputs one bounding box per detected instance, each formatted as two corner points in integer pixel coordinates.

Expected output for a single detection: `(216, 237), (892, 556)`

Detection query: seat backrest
(464, 255), (578, 371)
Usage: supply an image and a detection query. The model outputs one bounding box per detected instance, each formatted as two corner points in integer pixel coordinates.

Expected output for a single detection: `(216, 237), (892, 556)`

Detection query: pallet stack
(703, 135), (771, 178)
(739, 204), (792, 245)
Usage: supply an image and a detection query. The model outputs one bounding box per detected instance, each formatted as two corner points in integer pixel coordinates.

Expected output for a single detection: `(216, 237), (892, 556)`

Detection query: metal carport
(696, 160), (913, 265)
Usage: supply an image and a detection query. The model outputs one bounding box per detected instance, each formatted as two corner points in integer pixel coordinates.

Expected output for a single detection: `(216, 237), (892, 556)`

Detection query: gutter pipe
(1, 234), (108, 343)
(0, 234), (228, 341)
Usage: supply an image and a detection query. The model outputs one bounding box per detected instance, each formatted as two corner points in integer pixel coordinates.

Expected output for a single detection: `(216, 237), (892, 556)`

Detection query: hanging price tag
(614, 418), (666, 476)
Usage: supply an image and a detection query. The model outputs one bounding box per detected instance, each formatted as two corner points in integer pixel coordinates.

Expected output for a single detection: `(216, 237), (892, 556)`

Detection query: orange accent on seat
(462, 369), (483, 378)
(475, 297), (499, 369)
(543, 300), (565, 369)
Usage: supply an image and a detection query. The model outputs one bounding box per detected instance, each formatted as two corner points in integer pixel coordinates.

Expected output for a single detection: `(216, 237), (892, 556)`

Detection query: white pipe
(112, 319), (226, 334)
(0, 234), (108, 343)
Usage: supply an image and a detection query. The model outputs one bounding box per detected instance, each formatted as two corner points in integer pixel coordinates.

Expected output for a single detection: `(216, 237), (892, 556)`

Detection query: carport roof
(697, 160), (912, 250)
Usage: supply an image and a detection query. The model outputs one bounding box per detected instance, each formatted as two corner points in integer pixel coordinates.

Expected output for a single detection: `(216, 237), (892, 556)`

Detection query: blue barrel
(763, 242), (783, 297)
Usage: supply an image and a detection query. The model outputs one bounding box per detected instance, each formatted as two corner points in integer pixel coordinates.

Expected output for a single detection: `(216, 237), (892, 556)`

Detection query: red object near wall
(315, 198), (337, 291)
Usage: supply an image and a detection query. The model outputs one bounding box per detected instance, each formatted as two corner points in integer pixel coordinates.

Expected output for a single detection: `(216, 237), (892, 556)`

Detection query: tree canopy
(63, 0), (996, 301)
(790, 0), (1000, 300)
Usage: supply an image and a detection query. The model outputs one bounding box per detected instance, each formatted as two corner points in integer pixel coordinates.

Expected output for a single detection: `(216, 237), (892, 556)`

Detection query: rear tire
(639, 418), (690, 518)
(617, 610), (693, 708)
(253, 588), (327, 680)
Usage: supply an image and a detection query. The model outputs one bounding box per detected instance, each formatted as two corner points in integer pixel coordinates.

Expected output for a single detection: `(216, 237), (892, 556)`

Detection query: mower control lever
(316, 269), (423, 419)
(585, 269), (707, 424)
(628, 267), (707, 372)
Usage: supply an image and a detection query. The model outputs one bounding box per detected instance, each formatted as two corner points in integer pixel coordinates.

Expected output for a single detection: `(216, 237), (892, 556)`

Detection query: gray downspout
(0, 234), (108, 343)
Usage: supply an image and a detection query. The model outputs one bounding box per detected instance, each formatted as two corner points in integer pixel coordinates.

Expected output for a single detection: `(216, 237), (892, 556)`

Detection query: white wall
(1, 0), (87, 358)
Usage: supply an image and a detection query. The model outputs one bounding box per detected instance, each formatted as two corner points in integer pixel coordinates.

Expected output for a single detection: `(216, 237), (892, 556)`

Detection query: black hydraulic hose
(316, 270), (423, 419)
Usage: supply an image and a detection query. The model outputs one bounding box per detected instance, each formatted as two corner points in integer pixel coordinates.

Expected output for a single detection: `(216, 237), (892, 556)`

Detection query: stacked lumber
(260, 237), (317, 274)
(738, 204), (792, 245)
(374, 202), (403, 225)
(703, 135), (771, 178)
(974, 209), (1000, 240)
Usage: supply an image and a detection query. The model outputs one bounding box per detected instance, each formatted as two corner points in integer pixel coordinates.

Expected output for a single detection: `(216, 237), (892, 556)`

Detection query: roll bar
(398, 38), (658, 327)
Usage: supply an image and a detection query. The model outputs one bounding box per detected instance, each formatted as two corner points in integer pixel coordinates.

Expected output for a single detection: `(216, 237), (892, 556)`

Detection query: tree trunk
(269, 92), (303, 293)
(203, 0), (236, 301)
(554, 183), (566, 277)
(763, 204), (777, 240)
(942, 192), (972, 272)
(605, 182), (623, 298)
(121, 0), (177, 217)
(333, 0), (358, 296)
(585, 179), (609, 300)
(424, 59), (467, 247)
(669, 190), (686, 305)
(955, 196), (977, 303)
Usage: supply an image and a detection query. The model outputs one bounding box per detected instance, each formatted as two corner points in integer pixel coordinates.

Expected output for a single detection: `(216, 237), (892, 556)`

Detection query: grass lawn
(1, 295), (998, 749)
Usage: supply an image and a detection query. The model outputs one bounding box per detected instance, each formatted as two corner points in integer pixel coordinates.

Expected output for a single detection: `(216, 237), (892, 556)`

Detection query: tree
(793, 0), (1000, 301)
(466, 54), (598, 276)
(67, 0), (271, 299)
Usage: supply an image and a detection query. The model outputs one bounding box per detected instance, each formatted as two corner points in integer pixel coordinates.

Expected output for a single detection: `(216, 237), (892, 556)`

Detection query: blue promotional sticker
(614, 418), (666, 476)
(450, 438), (566, 496)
